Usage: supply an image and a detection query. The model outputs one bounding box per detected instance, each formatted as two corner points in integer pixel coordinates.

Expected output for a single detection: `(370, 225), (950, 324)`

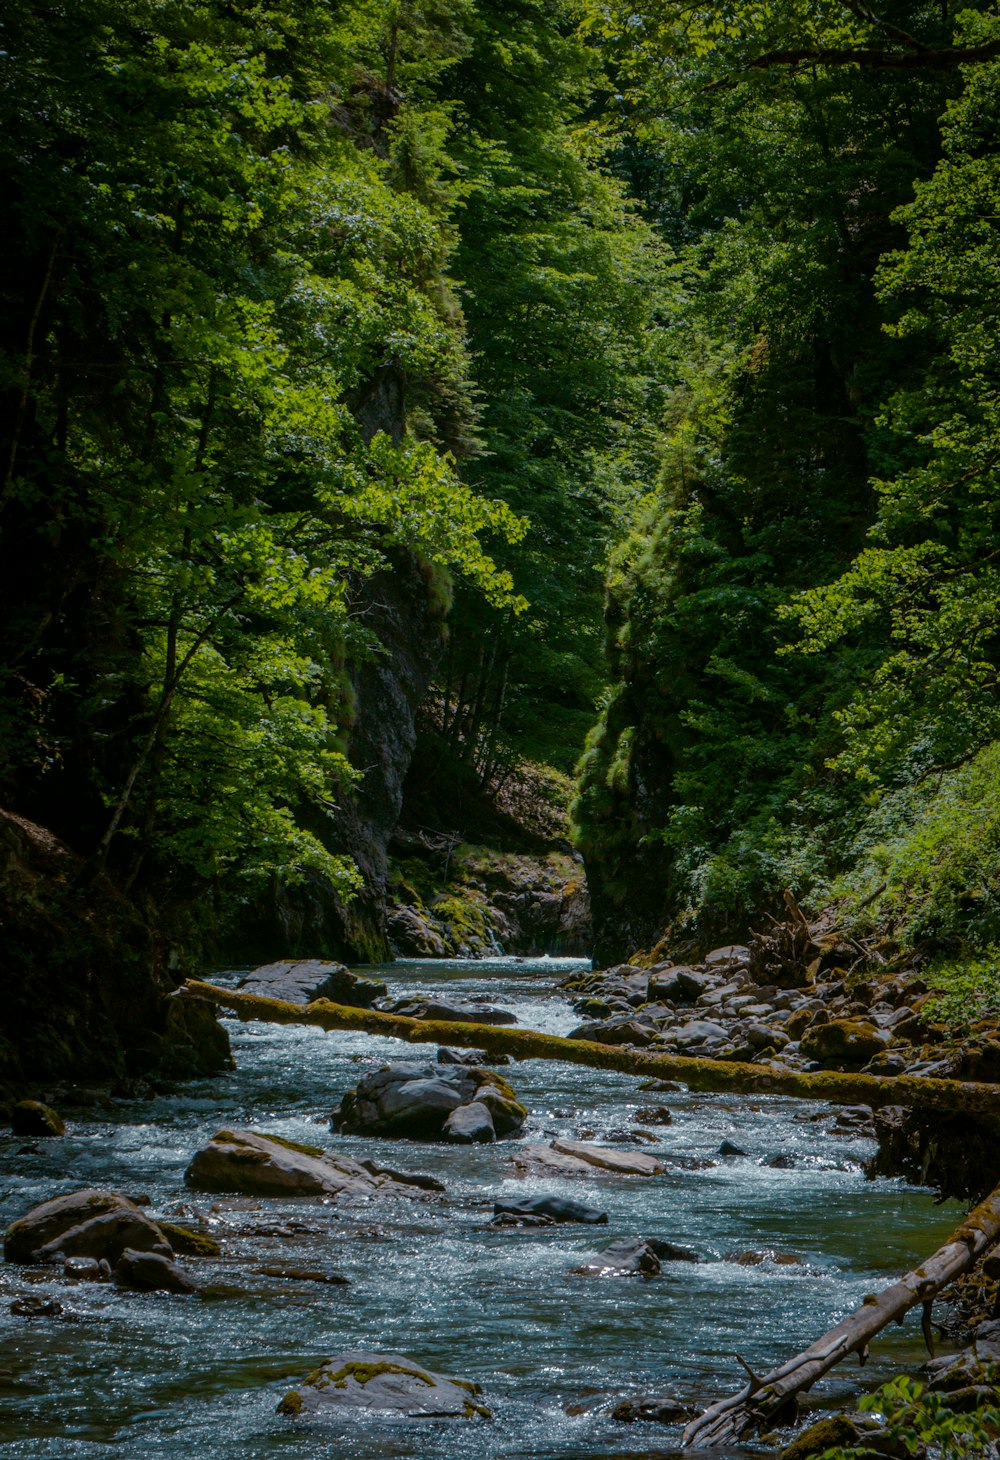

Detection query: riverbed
(0, 956), (962, 1457)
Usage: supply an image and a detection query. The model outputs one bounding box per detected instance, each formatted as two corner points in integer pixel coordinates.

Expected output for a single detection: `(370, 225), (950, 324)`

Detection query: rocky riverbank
(386, 835), (591, 957)
(562, 920), (1000, 1203)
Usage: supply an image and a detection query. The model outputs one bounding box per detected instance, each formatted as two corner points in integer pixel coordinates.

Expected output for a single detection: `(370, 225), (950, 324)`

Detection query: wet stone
(493, 1195), (608, 1225)
(277, 1351), (490, 1420)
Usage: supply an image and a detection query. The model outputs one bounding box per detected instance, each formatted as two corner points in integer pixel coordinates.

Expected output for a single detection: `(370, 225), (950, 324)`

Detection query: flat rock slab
(5, 1188), (172, 1265)
(278, 1351), (490, 1420)
(514, 1140), (664, 1178)
(378, 998), (518, 1026)
(185, 1130), (439, 1200)
(237, 960), (387, 1008)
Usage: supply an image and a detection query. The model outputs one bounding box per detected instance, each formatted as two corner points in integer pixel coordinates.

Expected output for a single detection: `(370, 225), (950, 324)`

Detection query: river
(0, 956), (962, 1457)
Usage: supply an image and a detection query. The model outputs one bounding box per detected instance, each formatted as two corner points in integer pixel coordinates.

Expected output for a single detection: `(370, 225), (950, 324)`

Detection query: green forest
(6, 4), (1000, 1456)
(6, 0), (1000, 982)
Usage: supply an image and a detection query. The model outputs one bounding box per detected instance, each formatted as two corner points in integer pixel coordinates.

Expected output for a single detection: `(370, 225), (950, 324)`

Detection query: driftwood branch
(682, 1180), (1000, 1447)
(178, 979), (1000, 1121)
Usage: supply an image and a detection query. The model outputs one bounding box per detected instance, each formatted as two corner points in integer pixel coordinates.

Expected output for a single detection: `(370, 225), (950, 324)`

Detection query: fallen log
(681, 1178), (1000, 1448)
(177, 979), (1000, 1119)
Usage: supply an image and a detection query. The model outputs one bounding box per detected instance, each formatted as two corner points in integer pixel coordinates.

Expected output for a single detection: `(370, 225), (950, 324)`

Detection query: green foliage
(0, 0), (527, 899)
(830, 742), (1000, 955)
(574, 2), (1000, 962)
(817, 1375), (1000, 1459)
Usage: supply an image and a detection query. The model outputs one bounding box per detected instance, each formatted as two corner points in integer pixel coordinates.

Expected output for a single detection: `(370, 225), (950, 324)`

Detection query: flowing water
(0, 957), (962, 1458)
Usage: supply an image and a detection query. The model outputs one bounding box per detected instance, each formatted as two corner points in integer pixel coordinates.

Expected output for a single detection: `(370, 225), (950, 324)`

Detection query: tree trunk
(681, 1180), (1000, 1447)
(176, 979), (1000, 1121)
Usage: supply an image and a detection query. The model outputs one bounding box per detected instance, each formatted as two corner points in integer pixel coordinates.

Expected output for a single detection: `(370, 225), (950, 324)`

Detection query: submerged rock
(514, 1139), (665, 1178)
(492, 1195), (607, 1225)
(185, 1130), (439, 1199)
(237, 959), (387, 1008)
(572, 1237), (697, 1279)
(612, 1393), (694, 1424)
(4, 1188), (172, 1265)
(277, 1351), (490, 1420)
(10, 1100), (65, 1137)
(332, 1061), (526, 1140)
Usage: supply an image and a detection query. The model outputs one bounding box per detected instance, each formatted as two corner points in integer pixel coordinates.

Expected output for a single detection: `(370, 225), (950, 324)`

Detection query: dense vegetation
(573, 1), (1000, 965)
(0, 0), (662, 953)
(4, 0), (1000, 980)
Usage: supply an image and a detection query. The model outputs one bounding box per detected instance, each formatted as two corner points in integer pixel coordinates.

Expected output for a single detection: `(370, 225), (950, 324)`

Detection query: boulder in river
(514, 1139), (665, 1178)
(185, 1129), (440, 1199)
(332, 1061), (526, 1140)
(4, 1188), (173, 1265)
(237, 959), (387, 1008)
(492, 1195), (608, 1225)
(10, 1100), (65, 1137)
(277, 1351), (490, 1420)
(571, 1237), (697, 1278)
(113, 1247), (198, 1294)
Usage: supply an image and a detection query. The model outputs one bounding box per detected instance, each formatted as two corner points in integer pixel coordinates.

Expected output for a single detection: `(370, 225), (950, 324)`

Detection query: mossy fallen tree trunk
(681, 1180), (1000, 1448)
(178, 980), (1000, 1119)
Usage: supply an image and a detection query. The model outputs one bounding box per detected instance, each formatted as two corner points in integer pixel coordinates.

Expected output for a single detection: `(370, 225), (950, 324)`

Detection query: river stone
(185, 1130), (437, 1199)
(493, 1195), (608, 1224)
(4, 1188), (172, 1265)
(612, 1393), (694, 1424)
(443, 1101), (495, 1143)
(10, 1100), (65, 1137)
(277, 1351), (490, 1420)
(800, 1018), (891, 1067)
(551, 1139), (665, 1176)
(332, 1061), (525, 1140)
(572, 1237), (694, 1279)
(566, 1017), (655, 1047)
(113, 1247), (198, 1294)
(237, 960), (386, 1008)
(378, 997), (517, 1026)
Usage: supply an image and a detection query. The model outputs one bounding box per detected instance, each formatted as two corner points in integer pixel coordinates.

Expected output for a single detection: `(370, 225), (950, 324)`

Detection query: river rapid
(0, 956), (962, 1458)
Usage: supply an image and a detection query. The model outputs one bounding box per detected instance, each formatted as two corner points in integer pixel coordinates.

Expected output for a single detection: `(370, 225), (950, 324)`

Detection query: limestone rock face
(277, 1351), (490, 1420)
(185, 1129), (439, 1199)
(237, 960), (387, 1008)
(332, 1061), (526, 1140)
(5, 1188), (172, 1265)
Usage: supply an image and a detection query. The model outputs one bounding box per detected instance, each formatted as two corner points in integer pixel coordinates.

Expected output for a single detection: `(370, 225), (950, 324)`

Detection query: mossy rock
(277, 1350), (490, 1420)
(156, 1221), (221, 1257)
(778, 1413), (881, 1458)
(800, 1019), (890, 1068)
(11, 1100), (65, 1137)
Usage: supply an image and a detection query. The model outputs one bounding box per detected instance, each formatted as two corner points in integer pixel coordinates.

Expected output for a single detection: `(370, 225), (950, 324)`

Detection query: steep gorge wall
(230, 553), (447, 964)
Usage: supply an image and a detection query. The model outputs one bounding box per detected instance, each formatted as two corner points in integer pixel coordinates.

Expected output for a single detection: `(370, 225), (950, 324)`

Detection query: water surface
(0, 956), (960, 1457)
